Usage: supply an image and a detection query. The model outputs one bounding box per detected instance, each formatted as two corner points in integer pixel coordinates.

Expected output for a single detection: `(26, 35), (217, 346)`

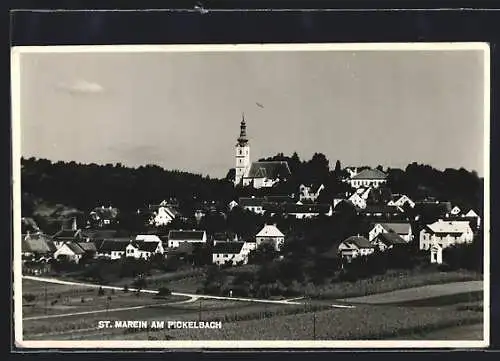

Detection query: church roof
(351, 168), (387, 180)
(245, 161), (291, 180)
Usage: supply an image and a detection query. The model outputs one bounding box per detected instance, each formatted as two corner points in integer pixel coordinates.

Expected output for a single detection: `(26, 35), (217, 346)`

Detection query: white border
(11, 42), (490, 350)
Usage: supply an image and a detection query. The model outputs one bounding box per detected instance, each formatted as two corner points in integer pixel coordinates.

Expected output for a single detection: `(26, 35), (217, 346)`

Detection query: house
(53, 241), (96, 263)
(238, 197), (266, 214)
(358, 205), (404, 218)
(242, 161), (292, 189)
(462, 209), (481, 228)
(126, 241), (164, 259)
(347, 168), (387, 189)
(348, 192), (367, 209)
(368, 222), (413, 242)
(165, 242), (196, 262)
(22, 234), (57, 261)
(135, 234), (162, 243)
(95, 239), (131, 260)
(212, 241), (251, 266)
(149, 205), (177, 227)
(167, 230), (207, 248)
(52, 228), (83, 249)
(371, 232), (408, 252)
(255, 224), (285, 251)
(299, 184), (325, 202)
(387, 194), (415, 208)
(228, 200), (239, 211)
(282, 203), (333, 219)
(450, 206), (462, 216)
(419, 220), (474, 250)
(88, 206), (119, 228)
(212, 232), (239, 244)
(338, 236), (375, 261)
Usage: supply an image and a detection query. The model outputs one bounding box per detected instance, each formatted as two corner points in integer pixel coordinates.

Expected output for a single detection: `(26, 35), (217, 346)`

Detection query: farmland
(21, 276), (484, 341)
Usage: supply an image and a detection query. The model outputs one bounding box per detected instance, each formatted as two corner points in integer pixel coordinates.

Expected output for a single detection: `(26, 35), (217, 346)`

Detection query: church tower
(234, 114), (251, 186)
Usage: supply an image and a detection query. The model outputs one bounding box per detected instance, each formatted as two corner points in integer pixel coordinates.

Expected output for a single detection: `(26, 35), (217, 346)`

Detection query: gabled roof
(22, 238), (56, 254)
(53, 229), (81, 239)
(426, 220), (471, 235)
(77, 242), (97, 252)
(131, 241), (159, 252)
(342, 236), (374, 249)
(212, 232), (238, 242)
(239, 197), (266, 207)
(350, 168), (387, 180)
(245, 161), (291, 179)
(212, 241), (245, 254)
(374, 232), (407, 246)
(97, 239), (130, 252)
(166, 242), (195, 255)
(256, 224), (285, 238)
(465, 209), (479, 217)
(168, 230), (206, 240)
(64, 242), (86, 255)
(377, 222), (411, 235)
(360, 205), (402, 214)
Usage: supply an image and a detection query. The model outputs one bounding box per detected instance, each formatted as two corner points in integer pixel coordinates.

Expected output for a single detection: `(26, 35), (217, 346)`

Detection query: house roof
(22, 238), (56, 254)
(245, 161), (291, 179)
(256, 224), (285, 238)
(168, 230), (206, 240)
(343, 236), (374, 249)
(64, 242), (86, 255)
(98, 239), (130, 252)
(53, 229), (81, 239)
(359, 205), (402, 214)
(81, 229), (118, 240)
(283, 203), (331, 214)
(266, 195), (295, 203)
(212, 241), (245, 254)
(378, 222), (411, 235)
(131, 241), (159, 252)
(212, 232), (238, 241)
(77, 242), (97, 252)
(239, 197), (266, 207)
(374, 232), (407, 246)
(426, 220), (471, 235)
(166, 242), (195, 255)
(351, 168), (387, 180)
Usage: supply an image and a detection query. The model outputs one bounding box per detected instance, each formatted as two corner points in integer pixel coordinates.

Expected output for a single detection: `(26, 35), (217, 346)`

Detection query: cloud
(57, 79), (104, 94)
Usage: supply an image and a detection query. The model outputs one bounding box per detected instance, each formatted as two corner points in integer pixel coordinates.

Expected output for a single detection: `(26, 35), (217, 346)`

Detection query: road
(23, 275), (355, 310)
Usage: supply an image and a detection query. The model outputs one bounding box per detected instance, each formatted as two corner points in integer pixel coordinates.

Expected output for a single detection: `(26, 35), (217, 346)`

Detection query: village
(21, 116), (483, 287)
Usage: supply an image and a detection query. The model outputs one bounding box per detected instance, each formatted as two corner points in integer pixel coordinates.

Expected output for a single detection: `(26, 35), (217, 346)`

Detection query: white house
(255, 224), (285, 251)
(54, 242), (95, 263)
(348, 192), (367, 209)
(299, 184), (325, 202)
(347, 168), (387, 189)
(338, 236), (375, 261)
(387, 194), (415, 208)
(462, 209), (481, 228)
(238, 197), (266, 215)
(419, 220), (474, 250)
(167, 230), (207, 248)
(95, 240), (130, 260)
(430, 244), (443, 264)
(228, 200), (239, 211)
(126, 241), (164, 259)
(149, 205), (176, 227)
(212, 241), (251, 266)
(135, 234), (162, 243)
(368, 223), (413, 243)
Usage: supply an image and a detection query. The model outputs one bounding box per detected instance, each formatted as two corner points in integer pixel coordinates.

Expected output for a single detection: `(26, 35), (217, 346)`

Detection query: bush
(157, 287), (172, 297)
(123, 285), (129, 293)
(98, 287), (105, 296)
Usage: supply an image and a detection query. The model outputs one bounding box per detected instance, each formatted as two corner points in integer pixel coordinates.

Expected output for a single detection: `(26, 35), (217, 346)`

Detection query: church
(234, 115), (291, 188)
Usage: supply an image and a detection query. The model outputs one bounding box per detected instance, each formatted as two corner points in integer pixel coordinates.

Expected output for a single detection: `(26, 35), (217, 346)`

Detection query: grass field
(21, 271), (485, 341)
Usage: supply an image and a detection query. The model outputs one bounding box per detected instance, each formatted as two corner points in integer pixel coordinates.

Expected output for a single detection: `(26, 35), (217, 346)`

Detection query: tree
(157, 287), (172, 297)
(98, 287), (105, 296)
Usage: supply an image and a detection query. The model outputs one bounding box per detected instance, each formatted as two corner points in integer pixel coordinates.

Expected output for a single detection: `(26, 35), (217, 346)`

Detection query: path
(339, 280), (483, 304)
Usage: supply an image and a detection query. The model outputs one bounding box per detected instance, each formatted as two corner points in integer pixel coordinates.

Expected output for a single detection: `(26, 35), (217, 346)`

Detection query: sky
(18, 46), (486, 178)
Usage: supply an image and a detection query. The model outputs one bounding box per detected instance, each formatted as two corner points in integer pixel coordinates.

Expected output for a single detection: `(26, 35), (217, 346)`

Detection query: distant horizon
(16, 45), (487, 179)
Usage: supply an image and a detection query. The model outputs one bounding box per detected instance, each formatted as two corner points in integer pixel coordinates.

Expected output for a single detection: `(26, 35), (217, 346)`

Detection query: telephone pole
(198, 298), (202, 321)
(44, 283), (48, 315)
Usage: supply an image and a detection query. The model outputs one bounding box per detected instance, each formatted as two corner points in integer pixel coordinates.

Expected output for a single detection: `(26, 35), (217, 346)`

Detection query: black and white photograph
(11, 43), (489, 348)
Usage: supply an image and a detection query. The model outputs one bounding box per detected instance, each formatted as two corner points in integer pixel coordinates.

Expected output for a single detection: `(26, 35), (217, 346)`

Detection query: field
(21, 275), (484, 341)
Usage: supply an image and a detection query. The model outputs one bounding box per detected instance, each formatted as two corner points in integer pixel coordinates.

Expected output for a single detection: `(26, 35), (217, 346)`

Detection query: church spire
(237, 113), (248, 145)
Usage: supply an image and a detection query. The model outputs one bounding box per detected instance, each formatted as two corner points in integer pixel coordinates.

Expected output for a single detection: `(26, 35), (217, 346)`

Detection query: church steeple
(237, 113), (248, 146)
(234, 113), (251, 186)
